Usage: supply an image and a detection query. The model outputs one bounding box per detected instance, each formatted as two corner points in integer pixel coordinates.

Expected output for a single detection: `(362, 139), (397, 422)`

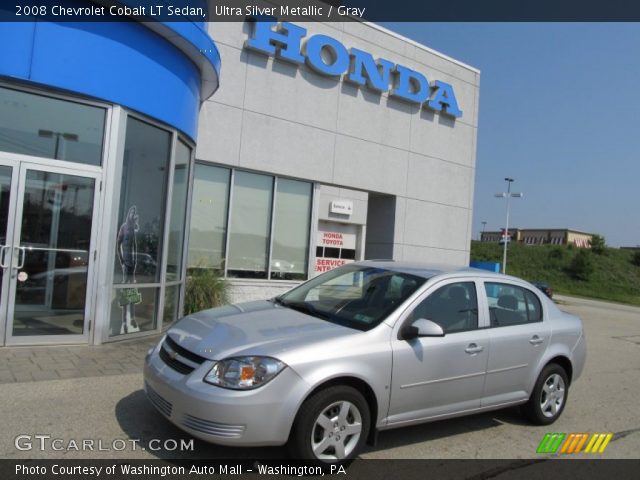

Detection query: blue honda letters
(245, 20), (463, 118)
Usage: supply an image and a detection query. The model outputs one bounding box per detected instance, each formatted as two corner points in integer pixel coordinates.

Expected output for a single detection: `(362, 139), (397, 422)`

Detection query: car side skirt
(378, 399), (528, 431)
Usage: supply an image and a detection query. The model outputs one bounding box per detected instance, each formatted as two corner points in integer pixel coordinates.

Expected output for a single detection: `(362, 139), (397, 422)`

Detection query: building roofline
(366, 22), (481, 75)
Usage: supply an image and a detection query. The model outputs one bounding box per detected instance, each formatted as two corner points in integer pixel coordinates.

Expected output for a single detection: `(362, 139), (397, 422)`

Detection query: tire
(522, 363), (569, 425)
(288, 385), (370, 463)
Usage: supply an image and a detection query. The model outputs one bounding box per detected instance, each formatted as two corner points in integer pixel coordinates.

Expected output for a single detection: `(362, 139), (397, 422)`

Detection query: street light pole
(495, 177), (523, 274)
(481, 221), (487, 240)
(502, 178), (513, 274)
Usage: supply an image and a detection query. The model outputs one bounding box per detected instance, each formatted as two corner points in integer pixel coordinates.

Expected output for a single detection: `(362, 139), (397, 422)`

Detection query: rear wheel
(522, 363), (569, 425)
(288, 386), (370, 462)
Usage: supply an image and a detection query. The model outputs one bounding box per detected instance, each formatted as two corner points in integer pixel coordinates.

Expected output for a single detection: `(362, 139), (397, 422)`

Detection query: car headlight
(203, 356), (286, 390)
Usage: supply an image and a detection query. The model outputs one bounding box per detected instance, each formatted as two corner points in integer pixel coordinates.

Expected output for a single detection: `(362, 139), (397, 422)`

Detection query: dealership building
(0, 12), (479, 346)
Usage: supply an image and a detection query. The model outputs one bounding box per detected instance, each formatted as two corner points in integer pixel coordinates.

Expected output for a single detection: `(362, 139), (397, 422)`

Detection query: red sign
(314, 258), (346, 272)
(320, 232), (344, 246)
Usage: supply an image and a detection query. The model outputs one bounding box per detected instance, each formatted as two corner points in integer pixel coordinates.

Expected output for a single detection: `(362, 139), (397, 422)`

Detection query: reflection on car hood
(167, 300), (357, 360)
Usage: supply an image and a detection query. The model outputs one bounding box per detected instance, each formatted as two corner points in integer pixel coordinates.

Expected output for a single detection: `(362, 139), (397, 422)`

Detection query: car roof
(355, 259), (520, 283)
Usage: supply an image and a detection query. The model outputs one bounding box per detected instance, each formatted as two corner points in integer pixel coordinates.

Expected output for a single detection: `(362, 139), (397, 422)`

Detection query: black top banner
(3, 0), (640, 22)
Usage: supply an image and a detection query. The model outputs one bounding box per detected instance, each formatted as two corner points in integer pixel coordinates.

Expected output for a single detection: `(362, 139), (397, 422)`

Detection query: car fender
(527, 339), (574, 396)
(286, 353), (392, 430)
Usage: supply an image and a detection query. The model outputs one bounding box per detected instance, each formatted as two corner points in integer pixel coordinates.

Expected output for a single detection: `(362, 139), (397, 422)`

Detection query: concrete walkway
(0, 334), (161, 384)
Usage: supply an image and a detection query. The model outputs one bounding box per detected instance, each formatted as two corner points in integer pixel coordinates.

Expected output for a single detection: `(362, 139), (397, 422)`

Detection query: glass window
(227, 171), (273, 278)
(485, 282), (542, 327)
(0, 87), (105, 165)
(270, 179), (312, 280)
(340, 249), (356, 260)
(280, 264), (425, 331)
(13, 171), (95, 337)
(163, 284), (180, 325)
(187, 166), (315, 282)
(409, 282), (478, 333)
(166, 141), (190, 281)
(20, 171), (94, 250)
(324, 247), (340, 259)
(109, 287), (159, 336)
(524, 289), (543, 323)
(114, 117), (171, 284)
(187, 164), (230, 269)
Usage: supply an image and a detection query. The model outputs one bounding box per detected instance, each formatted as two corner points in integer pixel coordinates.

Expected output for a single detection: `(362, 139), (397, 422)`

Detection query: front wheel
(288, 386), (370, 462)
(522, 363), (569, 425)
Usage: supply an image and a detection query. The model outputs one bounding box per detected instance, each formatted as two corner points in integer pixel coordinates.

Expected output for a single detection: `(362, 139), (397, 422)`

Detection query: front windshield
(277, 264), (426, 331)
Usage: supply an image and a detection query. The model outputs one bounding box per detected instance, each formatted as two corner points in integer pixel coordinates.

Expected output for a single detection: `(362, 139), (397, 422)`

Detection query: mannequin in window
(116, 205), (141, 334)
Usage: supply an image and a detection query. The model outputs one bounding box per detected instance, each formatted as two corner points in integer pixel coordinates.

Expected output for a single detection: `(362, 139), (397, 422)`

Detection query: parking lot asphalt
(0, 295), (638, 460)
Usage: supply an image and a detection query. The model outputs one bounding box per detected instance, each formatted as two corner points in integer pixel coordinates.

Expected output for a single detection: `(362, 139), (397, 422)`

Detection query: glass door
(2, 161), (100, 345)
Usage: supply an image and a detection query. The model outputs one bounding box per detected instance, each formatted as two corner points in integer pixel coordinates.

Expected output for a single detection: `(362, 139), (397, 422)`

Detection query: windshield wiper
(275, 300), (366, 331)
(270, 296), (288, 306)
(283, 301), (332, 321)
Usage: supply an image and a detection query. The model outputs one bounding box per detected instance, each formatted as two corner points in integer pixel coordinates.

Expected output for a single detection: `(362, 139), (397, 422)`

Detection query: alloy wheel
(310, 400), (362, 460)
(540, 373), (566, 418)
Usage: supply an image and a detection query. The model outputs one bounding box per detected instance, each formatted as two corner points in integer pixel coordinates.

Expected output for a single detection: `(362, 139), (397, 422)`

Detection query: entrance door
(0, 159), (100, 345)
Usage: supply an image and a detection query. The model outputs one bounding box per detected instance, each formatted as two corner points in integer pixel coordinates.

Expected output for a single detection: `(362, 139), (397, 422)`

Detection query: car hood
(167, 300), (358, 360)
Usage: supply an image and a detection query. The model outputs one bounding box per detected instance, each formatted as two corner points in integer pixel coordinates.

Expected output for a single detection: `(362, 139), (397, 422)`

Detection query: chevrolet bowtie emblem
(168, 350), (178, 360)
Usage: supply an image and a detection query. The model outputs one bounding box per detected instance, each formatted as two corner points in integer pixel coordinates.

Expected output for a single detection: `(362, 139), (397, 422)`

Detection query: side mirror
(400, 318), (445, 340)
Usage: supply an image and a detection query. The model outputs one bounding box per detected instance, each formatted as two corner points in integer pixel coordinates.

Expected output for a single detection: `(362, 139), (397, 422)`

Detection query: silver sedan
(143, 261), (586, 462)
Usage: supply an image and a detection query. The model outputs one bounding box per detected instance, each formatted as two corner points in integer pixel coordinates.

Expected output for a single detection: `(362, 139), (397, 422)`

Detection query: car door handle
(529, 335), (545, 345)
(465, 343), (484, 354)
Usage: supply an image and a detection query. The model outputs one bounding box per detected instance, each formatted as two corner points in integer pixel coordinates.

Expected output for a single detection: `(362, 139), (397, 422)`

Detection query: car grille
(159, 335), (207, 375)
(182, 413), (245, 438)
(145, 383), (173, 418)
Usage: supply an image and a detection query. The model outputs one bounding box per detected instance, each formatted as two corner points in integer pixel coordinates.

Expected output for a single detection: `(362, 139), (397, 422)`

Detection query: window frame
(225, 169), (274, 279)
(269, 177), (313, 281)
(482, 281), (545, 328)
(164, 139), (192, 283)
(114, 115), (173, 285)
(0, 83), (108, 168)
(107, 110), (195, 340)
(188, 162), (231, 271)
(396, 278), (486, 338)
(189, 161), (315, 282)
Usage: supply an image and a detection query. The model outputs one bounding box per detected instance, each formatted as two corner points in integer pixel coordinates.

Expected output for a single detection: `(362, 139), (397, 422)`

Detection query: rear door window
(485, 282), (543, 327)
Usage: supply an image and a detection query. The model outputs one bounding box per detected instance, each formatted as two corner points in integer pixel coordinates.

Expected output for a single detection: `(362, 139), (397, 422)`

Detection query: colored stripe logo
(537, 433), (613, 454)
(584, 433), (613, 453)
(537, 433), (566, 453)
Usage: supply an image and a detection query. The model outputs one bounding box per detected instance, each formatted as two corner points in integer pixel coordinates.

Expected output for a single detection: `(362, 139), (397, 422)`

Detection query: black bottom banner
(2, 459), (639, 480)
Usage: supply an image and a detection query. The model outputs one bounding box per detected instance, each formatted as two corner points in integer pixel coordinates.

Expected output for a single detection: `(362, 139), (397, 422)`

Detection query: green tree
(567, 250), (594, 281)
(590, 234), (606, 255)
(632, 250), (640, 267)
(548, 247), (566, 260)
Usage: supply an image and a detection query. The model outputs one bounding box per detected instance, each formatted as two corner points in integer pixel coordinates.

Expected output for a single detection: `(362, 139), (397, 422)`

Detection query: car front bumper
(143, 340), (309, 447)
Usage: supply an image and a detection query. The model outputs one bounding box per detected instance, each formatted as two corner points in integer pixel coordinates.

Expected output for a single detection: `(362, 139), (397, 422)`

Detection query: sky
(379, 23), (640, 247)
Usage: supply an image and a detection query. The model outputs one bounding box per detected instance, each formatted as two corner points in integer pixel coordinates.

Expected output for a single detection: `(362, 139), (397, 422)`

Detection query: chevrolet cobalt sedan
(144, 261), (586, 461)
